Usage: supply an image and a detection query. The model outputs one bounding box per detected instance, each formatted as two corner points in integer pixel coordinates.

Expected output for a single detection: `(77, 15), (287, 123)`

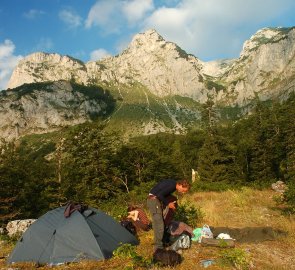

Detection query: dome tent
(8, 205), (138, 265)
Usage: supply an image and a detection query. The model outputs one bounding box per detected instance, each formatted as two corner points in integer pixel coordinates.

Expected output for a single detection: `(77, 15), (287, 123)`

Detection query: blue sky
(1, 0), (295, 89)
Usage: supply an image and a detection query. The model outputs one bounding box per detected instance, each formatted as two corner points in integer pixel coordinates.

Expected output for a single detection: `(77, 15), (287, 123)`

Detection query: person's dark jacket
(149, 179), (177, 206)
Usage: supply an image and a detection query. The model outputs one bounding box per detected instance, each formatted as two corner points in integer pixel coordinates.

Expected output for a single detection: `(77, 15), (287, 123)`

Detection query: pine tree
(197, 133), (242, 185)
(60, 123), (120, 206)
(0, 140), (25, 224)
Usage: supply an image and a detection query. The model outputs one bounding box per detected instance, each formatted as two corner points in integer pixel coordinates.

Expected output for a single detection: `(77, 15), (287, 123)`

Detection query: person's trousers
(147, 198), (164, 250)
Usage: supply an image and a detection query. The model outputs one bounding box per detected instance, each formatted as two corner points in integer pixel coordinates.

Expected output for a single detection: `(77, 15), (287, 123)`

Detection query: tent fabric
(7, 206), (138, 265)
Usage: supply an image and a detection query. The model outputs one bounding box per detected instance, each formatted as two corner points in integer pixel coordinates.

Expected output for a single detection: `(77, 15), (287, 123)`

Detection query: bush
(99, 197), (129, 221)
(113, 243), (152, 269)
(219, 248), (251, 269)
(174, 201), (204, 227)
(282, 181), (295, 213)
(113, 243), (138, 259)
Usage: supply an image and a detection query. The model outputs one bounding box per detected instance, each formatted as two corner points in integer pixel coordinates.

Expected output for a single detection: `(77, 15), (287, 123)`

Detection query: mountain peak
(131, 29), (164, 43)
(7, 52), (85, 89)
(127, 29), (166, 52)
(240, 26), (295, 58)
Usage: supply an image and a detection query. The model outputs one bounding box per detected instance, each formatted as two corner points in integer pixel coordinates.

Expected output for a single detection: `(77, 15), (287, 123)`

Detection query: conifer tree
(197, 133), (242, 185)
(0, 143), (22, 225)
(61, 123), (119, 206)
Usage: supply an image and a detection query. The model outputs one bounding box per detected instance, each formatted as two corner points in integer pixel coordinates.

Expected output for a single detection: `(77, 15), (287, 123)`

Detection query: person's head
(176, 179), (190, 194)
(127, 205), (137, 212)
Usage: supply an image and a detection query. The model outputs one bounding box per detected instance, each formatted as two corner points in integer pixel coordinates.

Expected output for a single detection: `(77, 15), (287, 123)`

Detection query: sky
(1, 0), (295, 90)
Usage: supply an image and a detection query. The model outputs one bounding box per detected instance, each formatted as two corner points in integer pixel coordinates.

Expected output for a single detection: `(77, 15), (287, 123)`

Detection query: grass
(0, 188), (294, 269)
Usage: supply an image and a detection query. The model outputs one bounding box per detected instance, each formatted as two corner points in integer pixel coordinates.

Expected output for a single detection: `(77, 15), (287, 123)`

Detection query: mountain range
(1, 27), (295, 140)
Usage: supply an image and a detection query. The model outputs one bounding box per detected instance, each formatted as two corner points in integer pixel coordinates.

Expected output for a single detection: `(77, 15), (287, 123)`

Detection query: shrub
(174, 201), (204, 227)
(282, 181), (295, 213)
(113, 243), (152, 269)
(219, 248), (251, 270)
(99, 197), (129, 221)
(113, 243), (138, 259)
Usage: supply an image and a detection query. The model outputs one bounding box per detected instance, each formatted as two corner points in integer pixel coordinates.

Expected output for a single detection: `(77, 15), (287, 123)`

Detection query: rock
(271, 181), (287, 193)
(6, 219), (36, 237)
(0, 80), (110, 140)
(2, 27), (295, 140)
(7, 27), (295, 108)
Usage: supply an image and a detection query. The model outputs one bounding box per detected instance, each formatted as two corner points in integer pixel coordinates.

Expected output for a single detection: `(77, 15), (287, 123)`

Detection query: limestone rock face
(3, 27), (295, 139)
(7, 30), (210, 103)
(219, 27), (295, 105)
(0, 81), (109, 140)
(7, 27), (295, 107)
(95, 29), (208, 102)
(8, 53), (88, 89)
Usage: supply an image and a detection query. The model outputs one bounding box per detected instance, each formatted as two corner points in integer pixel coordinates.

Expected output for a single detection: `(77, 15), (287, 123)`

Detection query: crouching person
(127, 205), (152, 232)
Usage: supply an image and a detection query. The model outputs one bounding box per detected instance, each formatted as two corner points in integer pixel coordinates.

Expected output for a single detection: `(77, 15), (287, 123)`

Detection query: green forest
(0, 93), (294, 225)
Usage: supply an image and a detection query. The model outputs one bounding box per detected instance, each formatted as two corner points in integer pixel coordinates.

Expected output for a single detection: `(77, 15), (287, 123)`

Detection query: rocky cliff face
(8, 53), (87, 89)
(3, 27), (295, 140)
(219, 27), (295, 105)
(0, 81), (111, 140)
(8, 30), (209, 102)
(8, 27), (295, 107)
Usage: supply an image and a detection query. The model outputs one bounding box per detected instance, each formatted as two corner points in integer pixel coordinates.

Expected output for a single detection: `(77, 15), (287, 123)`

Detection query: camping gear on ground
(167, 221), (193, 237)
(7, 205), (139, 265)
(168, 233), (191, 251)
(216, 233), (234, 240)
(191, 227), (202, 242)
(120, 219), (137, 235)
(199, 224), (213, 242)
(191, 225), (214, 243)
(200, 259), (216, 268)
(153, 248), (182, 266)
(163, 221), (192, 251)
(201, 238), (235, 247)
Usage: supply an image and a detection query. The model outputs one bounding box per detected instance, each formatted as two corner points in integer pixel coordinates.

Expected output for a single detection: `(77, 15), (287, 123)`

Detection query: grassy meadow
(1, 187), (294, 270)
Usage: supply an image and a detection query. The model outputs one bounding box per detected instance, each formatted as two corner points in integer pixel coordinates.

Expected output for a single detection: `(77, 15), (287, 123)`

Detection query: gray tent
(8, 206), (138, 265)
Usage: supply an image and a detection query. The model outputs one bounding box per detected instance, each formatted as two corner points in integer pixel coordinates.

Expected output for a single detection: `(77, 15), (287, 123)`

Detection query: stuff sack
(120, 220), (137, 235)
(169, 233), (191, 251)
(191, 227), (202, 242)
(200, 224), (213, 242)
(153, 249), (182, 266)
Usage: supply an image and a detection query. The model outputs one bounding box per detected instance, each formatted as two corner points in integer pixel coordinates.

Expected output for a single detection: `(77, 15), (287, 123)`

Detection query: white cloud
(122, 0), (154, 24)
(85, 0), (123, 32)
(59, 9), (82, 28)
(0, 40), (23, 90)
(85, 0), (154, 33)
(143, 0), (295, 60)
(90, 48), (111, 61)
(23, 9), (45, 19)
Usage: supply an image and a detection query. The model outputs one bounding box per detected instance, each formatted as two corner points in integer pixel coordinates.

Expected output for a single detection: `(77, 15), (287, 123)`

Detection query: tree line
(0, 93), (294, 225)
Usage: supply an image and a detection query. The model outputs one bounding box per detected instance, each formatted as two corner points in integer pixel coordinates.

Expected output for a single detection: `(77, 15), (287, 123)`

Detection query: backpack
(153, 249), (182, 266)
(169, 233), (191, 251)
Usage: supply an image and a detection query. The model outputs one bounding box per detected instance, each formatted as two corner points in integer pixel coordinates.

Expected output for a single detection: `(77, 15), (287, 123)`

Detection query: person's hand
(168, 201), (176, 210)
